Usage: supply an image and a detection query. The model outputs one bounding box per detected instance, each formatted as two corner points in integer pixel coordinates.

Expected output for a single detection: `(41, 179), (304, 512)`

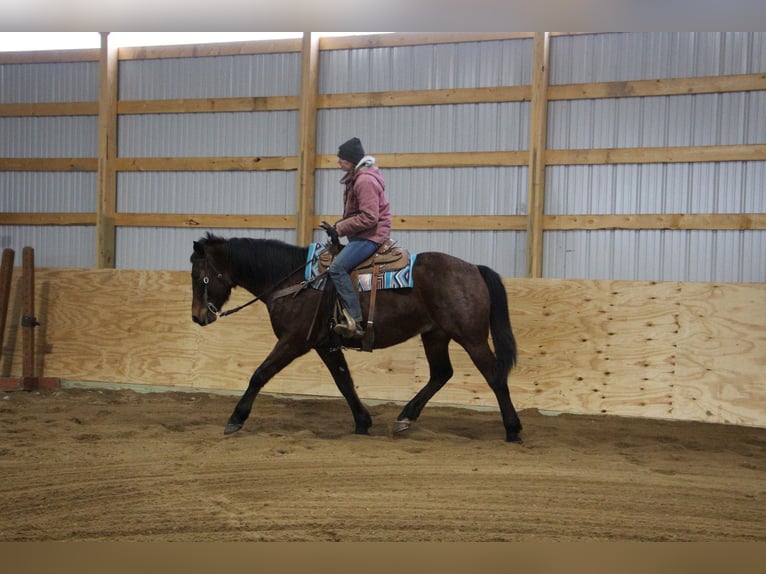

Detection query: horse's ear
(193, 241), (205, 257)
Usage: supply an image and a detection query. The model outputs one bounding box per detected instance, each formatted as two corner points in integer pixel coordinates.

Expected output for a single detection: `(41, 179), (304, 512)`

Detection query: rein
(203, 253), (321, 319)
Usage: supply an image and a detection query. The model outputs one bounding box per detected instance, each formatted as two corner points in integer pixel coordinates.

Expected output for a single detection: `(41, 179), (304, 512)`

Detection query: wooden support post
(296, 32), (320, 246)
(526, 32), (550, 278)
(21, 246), (36, 381)
(0, 248), (14, 363)
(0, 247), (59, 392)
(96, 31), (118, 268)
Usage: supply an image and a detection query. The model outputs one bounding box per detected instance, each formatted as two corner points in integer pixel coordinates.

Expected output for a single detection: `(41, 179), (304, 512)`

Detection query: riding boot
(333, 308), (364, 339)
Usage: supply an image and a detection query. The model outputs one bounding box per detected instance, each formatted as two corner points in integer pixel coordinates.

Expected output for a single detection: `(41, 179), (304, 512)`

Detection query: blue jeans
(328, 239), (379, 322)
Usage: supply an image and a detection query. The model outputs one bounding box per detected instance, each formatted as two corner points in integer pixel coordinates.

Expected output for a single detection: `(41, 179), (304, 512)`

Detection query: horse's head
(190, 234), (233, 326)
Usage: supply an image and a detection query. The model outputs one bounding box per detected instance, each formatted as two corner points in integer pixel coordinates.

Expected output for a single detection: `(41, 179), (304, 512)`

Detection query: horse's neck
(229, 241), (307, 295)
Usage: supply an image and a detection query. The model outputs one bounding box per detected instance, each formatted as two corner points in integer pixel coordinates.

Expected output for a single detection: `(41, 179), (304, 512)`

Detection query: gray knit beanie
(337, 137), (365, 165)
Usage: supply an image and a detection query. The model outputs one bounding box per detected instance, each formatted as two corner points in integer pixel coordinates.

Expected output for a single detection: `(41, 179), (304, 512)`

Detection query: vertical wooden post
(0, 246), (59, 392)
(96, 32), (118, 268)
(21, 247), (36, 380)
(526, 32), (550, 278)
(296, 32), (320, 246)
(0, 248), (14, 363)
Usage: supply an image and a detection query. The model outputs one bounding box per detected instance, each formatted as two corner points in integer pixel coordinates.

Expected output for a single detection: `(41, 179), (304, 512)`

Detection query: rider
(321, 137), (392, 339)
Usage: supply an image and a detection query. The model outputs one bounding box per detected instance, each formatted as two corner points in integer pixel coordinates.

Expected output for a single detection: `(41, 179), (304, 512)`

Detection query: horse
(190, 232), (523, 442)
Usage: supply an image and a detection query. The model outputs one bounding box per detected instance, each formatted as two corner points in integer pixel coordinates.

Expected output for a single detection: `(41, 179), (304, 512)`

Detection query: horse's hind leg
(395, 331), (453, 433)
(463, 341), (523, 443)
(315, 347), (372, 435)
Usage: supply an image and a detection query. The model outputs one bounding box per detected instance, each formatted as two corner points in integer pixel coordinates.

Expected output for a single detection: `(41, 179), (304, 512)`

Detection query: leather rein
(201, 254), (323, 319)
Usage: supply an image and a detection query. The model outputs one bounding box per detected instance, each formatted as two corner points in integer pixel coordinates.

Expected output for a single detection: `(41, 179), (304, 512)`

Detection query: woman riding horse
(321, 137), (392, 340)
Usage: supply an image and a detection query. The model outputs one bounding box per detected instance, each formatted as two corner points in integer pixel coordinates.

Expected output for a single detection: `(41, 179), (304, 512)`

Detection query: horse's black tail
(478, 265), (517, 378)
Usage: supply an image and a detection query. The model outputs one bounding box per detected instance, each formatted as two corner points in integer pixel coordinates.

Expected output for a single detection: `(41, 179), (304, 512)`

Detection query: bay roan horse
(190, 233), (523, 442)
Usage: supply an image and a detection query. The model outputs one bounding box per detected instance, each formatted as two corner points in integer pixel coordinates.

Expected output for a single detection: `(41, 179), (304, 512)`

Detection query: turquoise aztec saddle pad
(305, 242), (417, 292)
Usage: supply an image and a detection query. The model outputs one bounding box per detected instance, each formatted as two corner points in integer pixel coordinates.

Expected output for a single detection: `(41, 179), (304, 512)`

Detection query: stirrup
(333, 309), (364, 339)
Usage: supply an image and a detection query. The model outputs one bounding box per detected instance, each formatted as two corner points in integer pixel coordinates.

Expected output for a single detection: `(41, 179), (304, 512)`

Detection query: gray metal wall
(114, 52), (302, 270)
(545, 32), (766, 281)
(1, 34), (764, 281)
(0, 60), (99, 267)
(316, 38), (532, 277)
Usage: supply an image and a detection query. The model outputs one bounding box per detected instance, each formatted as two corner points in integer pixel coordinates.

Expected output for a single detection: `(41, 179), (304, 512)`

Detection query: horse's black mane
(200, 232), (309, 287)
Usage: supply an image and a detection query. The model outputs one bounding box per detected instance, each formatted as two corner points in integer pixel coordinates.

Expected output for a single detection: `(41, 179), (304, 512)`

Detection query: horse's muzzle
(191, 311), (216, 326)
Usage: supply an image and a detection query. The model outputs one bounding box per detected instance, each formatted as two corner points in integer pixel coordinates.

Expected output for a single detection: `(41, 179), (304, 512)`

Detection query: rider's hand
(320, 221), (339, 244)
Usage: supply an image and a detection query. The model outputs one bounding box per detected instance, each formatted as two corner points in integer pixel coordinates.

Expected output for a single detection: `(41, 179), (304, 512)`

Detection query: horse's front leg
(225, 339), (307, 435)
(315, 347), (372, 435)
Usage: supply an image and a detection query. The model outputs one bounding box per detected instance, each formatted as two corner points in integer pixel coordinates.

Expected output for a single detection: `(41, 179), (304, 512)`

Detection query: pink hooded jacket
(334, 158), (392, 244)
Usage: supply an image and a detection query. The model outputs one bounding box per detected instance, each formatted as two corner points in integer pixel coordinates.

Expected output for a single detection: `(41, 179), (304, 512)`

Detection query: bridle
(198, 253), (321, 319)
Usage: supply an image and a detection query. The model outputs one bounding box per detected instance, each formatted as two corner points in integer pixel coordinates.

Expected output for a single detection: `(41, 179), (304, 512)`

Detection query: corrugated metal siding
(117, 171), (295, 214)
(0, 61), (99, 103)
(0, 226), (95, 268)
(112, 52), (302, 269)
(550, 32), (766, 82)
(544, 32), (766, 282)
(315, 38), (533, 277)
(0, 116), (97, 157)
(319, 39), (533, 93)
(116, 227), (296, 270)
(315, 166), (527, 278)
(544, 229), (766, 282)
(548, 92), (766, 149)
(317, 103), (529, 154)
(547, 162), (766, 215)
(1, 34), (763, 281)
(0, 172), (96, 212)
(543, 159), (766, 281)
(392, 230), (527, 278)
(317, 167), (526, 217)
(118, 111), (298, 157)
(0, 60), (98, 268)
(118, 53), (301, 99)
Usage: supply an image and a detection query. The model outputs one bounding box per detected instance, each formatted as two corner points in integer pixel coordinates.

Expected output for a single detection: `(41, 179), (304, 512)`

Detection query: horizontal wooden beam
(0, 158), (98, 171)
(392, 215), (528, 231)
(2, 144), (762, 176)
(319, 33), (534, 51)
(317, 151), (529, 169)
(0, 213), (96, 226)
(0, 33), (552, 65)
(117, 96), (299, 114)
(113, 213), (295, 229)
(117, 38), (303, 60)
(2, 211), (763, 232)
(319, 86), (531, 109)
(112, 156), (298, 172)
(0, 49), (100, 64)
(545, 213), (766, 231)
(547, 144), (766, 165)
(314, 214), (527, 231)
(0, 102), (98, 117)
(550, 73), (766, 100)
(115, 213), (526, 231)
(6, 73), (756, 120)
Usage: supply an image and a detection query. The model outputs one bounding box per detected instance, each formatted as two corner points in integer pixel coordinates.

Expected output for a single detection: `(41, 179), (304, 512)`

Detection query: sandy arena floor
(1, 387), (764, 541)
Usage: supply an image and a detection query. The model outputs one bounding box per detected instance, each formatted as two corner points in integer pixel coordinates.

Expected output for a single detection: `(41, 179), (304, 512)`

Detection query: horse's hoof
(506, 434), (523, 444)
(393, 419), (411, 433)
(224, 423), (242, 436)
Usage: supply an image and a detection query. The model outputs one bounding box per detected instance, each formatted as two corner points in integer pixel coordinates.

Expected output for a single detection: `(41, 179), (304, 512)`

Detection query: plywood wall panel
(1, 268), (763, 428)
(675, 282), (766, 424)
